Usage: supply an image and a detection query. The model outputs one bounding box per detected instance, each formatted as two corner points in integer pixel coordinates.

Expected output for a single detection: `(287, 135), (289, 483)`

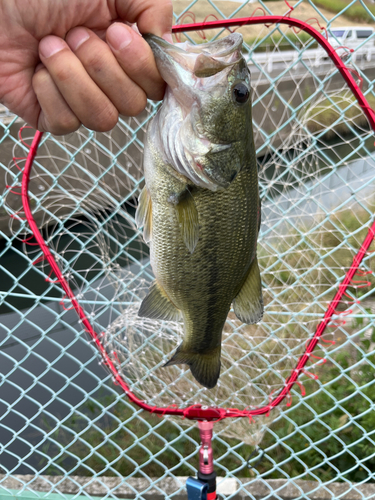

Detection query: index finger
(116, 0), (173, 38)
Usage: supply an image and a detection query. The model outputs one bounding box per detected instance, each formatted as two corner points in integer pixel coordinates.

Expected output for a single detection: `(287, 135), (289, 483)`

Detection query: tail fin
(164, 344), (221, 389)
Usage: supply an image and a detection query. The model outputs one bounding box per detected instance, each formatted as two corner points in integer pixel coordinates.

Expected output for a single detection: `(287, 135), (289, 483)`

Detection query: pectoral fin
(138, 280), (181, 321)
(233, 256), (263, 324)
(135, 186), (152, 243)
(168, 188), (199, 254)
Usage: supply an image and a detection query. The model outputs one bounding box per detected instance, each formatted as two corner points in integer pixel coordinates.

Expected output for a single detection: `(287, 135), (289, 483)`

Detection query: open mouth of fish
(145, 33), (245, 191)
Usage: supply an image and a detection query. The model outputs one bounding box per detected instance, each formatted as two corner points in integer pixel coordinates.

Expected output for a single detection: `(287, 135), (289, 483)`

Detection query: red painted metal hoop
(21, 16), (375, 421)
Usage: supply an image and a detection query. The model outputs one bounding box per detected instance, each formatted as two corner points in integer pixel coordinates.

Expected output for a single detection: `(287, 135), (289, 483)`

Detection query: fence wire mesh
(1, 1), (375, 499)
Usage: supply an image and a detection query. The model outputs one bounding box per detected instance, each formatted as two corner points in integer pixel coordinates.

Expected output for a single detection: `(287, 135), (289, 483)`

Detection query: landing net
(4, 17), (375, 445)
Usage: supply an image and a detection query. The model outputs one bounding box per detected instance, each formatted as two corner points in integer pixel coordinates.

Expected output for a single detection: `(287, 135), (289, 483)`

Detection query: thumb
(115, 0), (173, 38)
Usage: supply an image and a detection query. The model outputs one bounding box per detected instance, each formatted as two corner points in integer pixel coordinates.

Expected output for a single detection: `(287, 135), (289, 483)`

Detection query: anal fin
(138, 280), (181, 321)
(233, 256), (263, 324)
(168, 187), (199, 254)
(135, 186), (152, 243)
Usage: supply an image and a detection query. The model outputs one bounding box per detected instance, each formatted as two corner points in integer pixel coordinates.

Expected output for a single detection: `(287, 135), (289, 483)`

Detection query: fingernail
(163, 32), (174, 43)
(107, 23), (133, 51)
(39, 36), (66, 58)
(67, 27), (90, 52)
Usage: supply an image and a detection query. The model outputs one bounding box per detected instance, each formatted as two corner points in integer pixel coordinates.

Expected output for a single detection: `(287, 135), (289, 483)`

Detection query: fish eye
(232, 83), (250, 105)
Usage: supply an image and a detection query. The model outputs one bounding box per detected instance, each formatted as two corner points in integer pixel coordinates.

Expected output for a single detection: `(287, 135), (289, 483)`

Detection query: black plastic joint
(197, 471), (217, 494)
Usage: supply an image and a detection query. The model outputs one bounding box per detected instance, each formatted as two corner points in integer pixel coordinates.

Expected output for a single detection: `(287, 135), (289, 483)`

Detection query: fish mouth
(144, 32), (242, 70)
(144, 33), (243, 106)
(144, 34), (197, 106)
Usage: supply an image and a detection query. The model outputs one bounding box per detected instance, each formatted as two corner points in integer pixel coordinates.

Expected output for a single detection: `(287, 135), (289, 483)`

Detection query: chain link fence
(1, 1), (375, 499)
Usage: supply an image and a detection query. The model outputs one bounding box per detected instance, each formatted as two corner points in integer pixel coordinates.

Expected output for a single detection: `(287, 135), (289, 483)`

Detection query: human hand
(0, 0), (172, 134)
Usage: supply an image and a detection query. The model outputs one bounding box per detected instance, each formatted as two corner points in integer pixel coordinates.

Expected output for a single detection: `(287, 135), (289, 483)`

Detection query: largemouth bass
(135, 33), (263, 389)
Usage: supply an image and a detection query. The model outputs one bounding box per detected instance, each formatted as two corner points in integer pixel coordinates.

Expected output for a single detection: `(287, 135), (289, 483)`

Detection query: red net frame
(20, 15), (375, 422)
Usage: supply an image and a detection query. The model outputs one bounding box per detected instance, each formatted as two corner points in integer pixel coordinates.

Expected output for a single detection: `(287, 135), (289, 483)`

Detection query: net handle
(21, 15), (375, 421)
